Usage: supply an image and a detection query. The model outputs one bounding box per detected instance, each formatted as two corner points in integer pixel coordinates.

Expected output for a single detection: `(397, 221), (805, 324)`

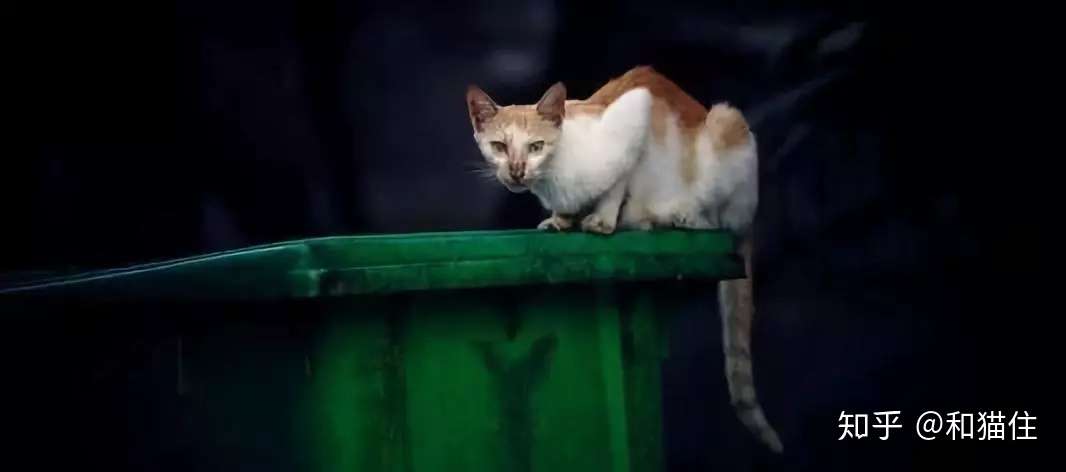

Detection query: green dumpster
(0, 229), (744, 472)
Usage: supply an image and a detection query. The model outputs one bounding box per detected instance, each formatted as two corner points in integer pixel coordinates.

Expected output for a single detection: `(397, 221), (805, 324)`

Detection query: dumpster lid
(0, 229), (744, 300)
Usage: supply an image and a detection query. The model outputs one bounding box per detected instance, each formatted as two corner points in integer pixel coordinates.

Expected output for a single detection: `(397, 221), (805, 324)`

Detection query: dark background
(7, 0), (1056, 470)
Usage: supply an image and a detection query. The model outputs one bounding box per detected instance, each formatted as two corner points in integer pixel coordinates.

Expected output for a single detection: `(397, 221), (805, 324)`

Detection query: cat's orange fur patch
(586, 65), (707, 133)
(482, 105), (560, 140)
(563, 100), (607, 118)
(706, 102), (752, 150)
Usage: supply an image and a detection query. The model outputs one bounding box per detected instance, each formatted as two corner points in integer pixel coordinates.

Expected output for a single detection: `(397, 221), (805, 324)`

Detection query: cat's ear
(536, 82), (566, 127)
(467, 85), (499, 133)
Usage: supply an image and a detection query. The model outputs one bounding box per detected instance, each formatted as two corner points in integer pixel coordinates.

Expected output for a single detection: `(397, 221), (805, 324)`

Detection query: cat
(466, 65), (783, 453)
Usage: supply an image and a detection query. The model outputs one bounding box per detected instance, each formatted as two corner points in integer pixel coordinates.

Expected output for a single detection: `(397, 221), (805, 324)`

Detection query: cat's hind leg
(671, 206), (716, 229)
(661, 198), (716, 230)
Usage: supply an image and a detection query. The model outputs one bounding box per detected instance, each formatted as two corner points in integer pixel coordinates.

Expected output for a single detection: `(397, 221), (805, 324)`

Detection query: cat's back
(586, 66), (707, 132)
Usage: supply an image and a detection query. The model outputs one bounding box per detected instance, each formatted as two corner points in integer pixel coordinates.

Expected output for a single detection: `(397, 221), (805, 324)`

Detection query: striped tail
(719, 236), (783, 453)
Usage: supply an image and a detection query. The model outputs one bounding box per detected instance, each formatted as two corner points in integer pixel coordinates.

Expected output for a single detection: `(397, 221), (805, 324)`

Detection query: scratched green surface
(0, 229), (743, 299)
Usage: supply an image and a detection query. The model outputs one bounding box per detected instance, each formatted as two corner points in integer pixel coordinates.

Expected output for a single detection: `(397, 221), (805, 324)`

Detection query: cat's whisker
(463, 163), (498, 179)
(464, 165), (500, 183)
(471, 167), (499, 178)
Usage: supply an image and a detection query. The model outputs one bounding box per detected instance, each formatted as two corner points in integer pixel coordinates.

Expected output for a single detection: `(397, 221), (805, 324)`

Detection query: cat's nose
(509, 160), (526, 183)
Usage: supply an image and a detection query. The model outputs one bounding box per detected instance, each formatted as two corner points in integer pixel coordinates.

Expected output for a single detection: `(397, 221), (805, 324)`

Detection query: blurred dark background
(6, 0), (1055, 470)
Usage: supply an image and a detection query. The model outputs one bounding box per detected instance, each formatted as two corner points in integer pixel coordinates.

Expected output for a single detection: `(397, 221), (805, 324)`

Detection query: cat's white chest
(529, 117), (608, 214)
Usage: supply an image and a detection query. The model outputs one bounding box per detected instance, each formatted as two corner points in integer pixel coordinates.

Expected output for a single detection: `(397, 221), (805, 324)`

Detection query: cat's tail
(719, 236), (784, 453)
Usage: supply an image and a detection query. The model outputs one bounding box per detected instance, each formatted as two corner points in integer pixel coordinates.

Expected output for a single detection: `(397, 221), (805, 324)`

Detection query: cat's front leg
(538, 212), (575, 231)
(581, 179), (627, 234)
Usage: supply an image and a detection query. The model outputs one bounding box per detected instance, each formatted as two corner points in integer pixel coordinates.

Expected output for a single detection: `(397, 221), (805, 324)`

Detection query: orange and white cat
(467, 66), (782, 453)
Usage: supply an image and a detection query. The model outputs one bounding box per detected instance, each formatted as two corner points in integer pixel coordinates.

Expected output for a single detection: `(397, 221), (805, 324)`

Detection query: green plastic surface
(288, 283), (685, 472)
(0, 229), (743, 299)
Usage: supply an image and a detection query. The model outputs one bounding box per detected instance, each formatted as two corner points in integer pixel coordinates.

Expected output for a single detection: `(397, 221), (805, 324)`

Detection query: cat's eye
(490, 141), (507, 153)
(528, 141), (544, 153)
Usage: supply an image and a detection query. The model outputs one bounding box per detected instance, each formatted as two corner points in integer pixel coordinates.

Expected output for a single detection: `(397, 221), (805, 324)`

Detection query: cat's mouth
(502, 180), (528, 193)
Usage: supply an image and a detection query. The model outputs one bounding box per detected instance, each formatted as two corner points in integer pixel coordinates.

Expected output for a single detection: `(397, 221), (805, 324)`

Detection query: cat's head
(466, 82), (566, 193)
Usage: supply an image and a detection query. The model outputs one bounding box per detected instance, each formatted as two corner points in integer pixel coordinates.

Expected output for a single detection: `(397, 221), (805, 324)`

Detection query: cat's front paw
(581, 213), (617, 235)
(538, 214), (573, 231)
